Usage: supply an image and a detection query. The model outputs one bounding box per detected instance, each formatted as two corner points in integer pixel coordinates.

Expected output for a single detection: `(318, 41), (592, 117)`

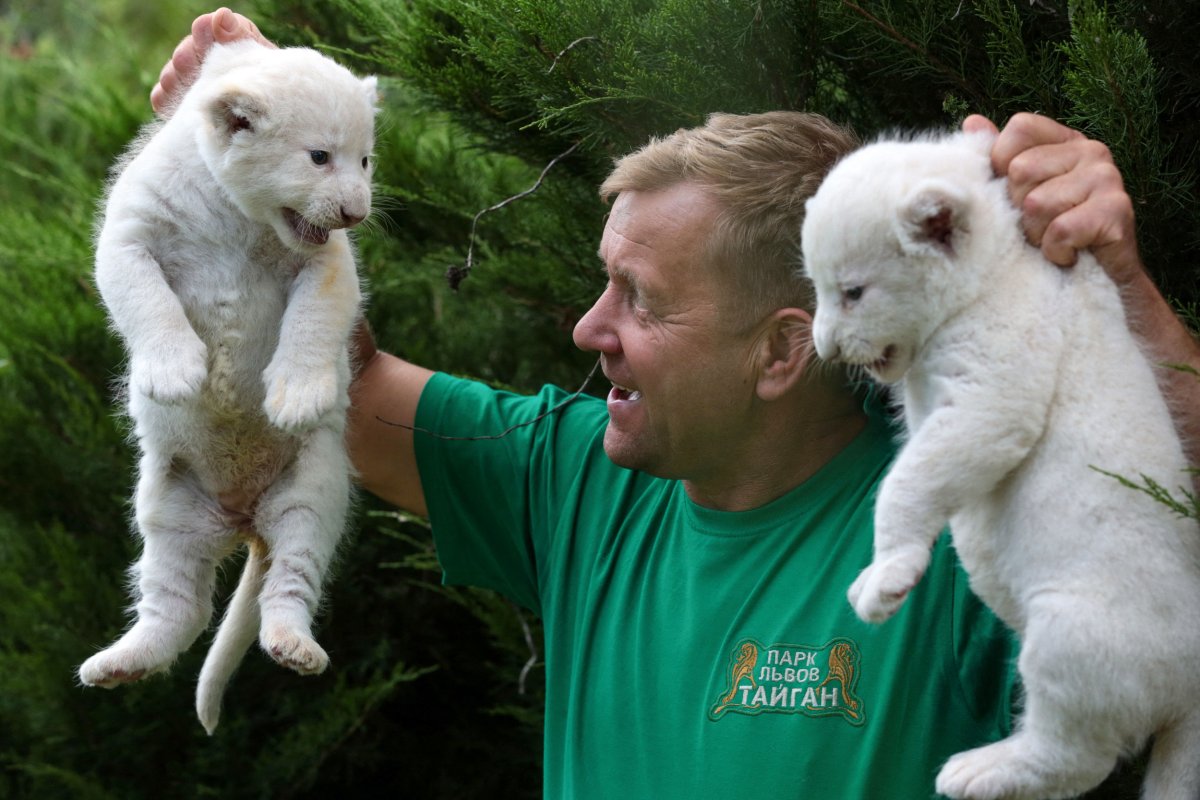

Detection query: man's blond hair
(600, 111), (859, 323)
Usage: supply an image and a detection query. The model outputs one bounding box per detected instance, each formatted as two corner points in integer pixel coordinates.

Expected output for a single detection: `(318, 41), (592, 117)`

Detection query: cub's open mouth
(283, 208), (330, 246)
(870, 344), (897, 373)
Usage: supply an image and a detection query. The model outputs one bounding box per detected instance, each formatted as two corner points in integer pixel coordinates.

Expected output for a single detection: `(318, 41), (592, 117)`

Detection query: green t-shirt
(414, 373), (1014, 799)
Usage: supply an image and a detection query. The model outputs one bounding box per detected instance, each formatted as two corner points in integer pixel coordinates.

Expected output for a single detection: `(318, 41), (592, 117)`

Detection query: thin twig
(446, 140), (582, 289)
(547, 36), (598, 74)
(512, 601), (540, 695)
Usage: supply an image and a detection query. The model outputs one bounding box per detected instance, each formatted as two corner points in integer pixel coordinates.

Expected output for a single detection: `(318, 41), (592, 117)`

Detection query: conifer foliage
(267, 0), (1198, 304)
(1, 0), (1195, 797)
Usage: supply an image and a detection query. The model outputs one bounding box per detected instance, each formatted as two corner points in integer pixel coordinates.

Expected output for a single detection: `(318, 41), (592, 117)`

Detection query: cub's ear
(895, 179), (970, 257)
(361, 76), (380, 113)
(208, 87), (268, 140)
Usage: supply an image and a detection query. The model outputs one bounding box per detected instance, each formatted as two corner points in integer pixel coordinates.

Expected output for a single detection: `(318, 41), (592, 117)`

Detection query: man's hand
(965, 113), (1200, 476)
(963, 112), (1142, 288)
(150, 7), (273, 116)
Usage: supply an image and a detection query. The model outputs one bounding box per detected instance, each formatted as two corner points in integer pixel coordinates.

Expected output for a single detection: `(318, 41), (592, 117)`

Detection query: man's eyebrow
(595, 250), (651, 298)
(606, 262), (638, 289)
(596, 250), (628, 282)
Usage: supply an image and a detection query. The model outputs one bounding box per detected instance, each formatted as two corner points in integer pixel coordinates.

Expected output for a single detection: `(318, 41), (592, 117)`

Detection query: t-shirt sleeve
(412, 372), (608, 615)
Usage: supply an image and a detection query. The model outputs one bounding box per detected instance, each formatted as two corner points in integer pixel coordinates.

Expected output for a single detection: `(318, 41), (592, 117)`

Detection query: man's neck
(683, 398), (869, 512)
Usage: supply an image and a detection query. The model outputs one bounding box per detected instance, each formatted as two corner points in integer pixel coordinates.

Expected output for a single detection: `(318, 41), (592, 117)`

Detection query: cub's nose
(340, 207), (366, 228)
(816, 341), (840, 362)
(811, 317), (839, 362)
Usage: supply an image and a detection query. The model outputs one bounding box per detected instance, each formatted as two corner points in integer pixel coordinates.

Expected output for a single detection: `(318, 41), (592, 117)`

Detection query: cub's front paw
(262, 364), (338, 430)
(847, 546), (930, 623)
(131, 338), (208, 403)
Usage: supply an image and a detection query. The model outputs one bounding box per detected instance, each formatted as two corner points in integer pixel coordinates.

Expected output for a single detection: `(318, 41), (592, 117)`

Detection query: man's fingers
(990, 112), (1085, 177)
(1015, 152), (1131, 266)
(170, 33), (203, 84)
(1007, 138), (1116, 209)
(1040, 190), (1139, 276)
(151, 9), (274, 116)
(960, 114), (999, 137)
(191, 9), (219, 52)
(150, 33), (202, 115)
(149, 11), (215, 115)
(149, 67), (171, 115)
(1014, 152), (1107, 242)
(211, 8), (273, 47)
(984, 112), (1144, 282)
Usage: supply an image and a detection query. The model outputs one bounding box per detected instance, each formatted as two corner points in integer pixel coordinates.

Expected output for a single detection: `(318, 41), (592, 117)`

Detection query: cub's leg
(79, 453), (234, 687)
(850, 397), (1048, 623)
(846, 467), (937, 623)
(935, 700), (1118, 800)
(262, 236), (360, 431)
(935, 609), (1122, 800)
(254, 426), (350, 675)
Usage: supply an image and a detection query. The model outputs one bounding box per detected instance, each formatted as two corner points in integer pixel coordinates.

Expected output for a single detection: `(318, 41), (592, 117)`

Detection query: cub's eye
(361, 156), (370, 169)
(843, 286), (864, 302)
(310, 150), (330, 166)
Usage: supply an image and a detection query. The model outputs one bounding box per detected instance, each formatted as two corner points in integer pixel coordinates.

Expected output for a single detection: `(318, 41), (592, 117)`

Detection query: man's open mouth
(609, 383), (642, 402)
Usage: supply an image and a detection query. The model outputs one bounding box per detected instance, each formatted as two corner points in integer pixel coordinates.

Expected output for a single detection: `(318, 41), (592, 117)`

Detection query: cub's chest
(162, 235), (304, 331)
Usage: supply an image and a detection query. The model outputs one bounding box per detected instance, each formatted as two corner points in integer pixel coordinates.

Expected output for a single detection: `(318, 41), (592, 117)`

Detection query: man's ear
(755, 307), (816, 402)
(894, 179), (970, 257)
(208, 86), (268, 141)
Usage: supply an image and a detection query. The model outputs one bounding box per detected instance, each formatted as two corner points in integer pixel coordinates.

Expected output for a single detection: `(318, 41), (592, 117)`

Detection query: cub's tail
(195, 536), (268, 735)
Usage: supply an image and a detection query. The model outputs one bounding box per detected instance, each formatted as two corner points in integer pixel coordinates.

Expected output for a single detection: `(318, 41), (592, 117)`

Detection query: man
(156, 9), (1200, 797)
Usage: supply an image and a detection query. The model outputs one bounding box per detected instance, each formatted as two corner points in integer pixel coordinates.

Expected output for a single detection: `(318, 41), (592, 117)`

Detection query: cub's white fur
(802, 131), (1200, 800)
(80, 41), (377, 735)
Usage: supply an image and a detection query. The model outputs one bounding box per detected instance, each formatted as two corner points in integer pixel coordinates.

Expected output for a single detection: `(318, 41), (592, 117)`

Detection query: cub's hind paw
(78, 646), (169, 688)
(936, 737), (1112, 800)
(937, 745), (1022, 800)
(261, 626), (329, 676)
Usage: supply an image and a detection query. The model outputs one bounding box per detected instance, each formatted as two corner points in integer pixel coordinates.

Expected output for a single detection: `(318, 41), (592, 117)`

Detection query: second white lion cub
(79, 40), (377, 734)
(802, 131), (1200, 800)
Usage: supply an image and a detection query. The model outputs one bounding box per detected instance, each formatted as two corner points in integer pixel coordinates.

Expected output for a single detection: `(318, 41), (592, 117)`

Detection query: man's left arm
(965, 112), (1200, 478)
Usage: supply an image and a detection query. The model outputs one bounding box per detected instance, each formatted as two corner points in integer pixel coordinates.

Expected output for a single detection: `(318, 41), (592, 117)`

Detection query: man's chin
(602, 427), (676, 479)
(602, 428), (651, 472)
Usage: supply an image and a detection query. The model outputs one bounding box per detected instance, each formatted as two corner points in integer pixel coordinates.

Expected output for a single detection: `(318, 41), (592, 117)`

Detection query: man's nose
(572, 286), (620, 354)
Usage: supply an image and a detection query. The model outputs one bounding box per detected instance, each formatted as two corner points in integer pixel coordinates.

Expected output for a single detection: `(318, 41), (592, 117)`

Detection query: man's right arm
(348, 327), (433, 516)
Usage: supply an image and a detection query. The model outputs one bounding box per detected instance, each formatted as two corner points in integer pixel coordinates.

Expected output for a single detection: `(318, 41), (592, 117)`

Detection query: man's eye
(310, 150), (330, 166)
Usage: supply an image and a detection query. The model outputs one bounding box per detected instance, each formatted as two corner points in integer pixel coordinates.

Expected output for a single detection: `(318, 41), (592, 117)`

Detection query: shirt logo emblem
(708, 637), (865, 726)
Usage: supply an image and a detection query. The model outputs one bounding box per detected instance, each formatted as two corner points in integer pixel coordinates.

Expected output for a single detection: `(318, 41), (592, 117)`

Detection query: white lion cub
(80, 40), (377, 734)
(802, 131), (1200, 800)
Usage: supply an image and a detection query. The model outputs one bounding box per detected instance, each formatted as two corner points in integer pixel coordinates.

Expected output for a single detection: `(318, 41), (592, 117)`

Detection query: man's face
(573, 183), (762, 483)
